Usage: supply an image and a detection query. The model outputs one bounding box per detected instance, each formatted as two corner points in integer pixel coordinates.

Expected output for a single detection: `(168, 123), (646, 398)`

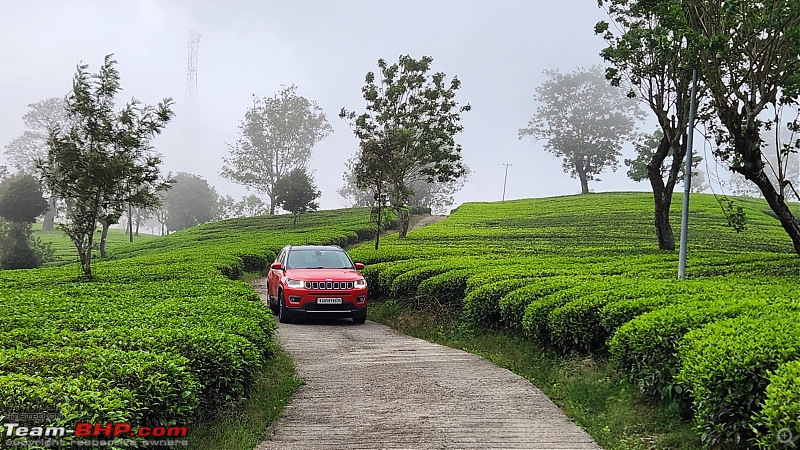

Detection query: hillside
(31, 223), (158, 265)
(0, 207), (378, 446)
(350, 192), (800, 449)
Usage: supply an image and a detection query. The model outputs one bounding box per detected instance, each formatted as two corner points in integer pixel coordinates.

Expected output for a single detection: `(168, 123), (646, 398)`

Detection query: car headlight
(286, 279), (304, 288)
(354, 279), (367, 288)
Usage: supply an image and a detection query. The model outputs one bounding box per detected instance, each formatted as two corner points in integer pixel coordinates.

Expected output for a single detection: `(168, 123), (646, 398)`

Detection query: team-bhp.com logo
(3, 421), (188, 447)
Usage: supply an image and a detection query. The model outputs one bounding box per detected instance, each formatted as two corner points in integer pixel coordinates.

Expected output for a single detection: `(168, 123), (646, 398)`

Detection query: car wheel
(278, 289), (293, 324)
(353, 309), (367, 324)
(267, 283), (279, 314)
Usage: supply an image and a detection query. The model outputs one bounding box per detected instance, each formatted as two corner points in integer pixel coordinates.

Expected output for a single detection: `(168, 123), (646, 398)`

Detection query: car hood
(285, 269), (364, 281)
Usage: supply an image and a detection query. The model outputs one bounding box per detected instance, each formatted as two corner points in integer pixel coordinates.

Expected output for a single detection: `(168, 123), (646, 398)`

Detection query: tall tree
(673, 0), (800, 256)
(519, 66), (643, 194)
(595, 0), (696, 249)
(273, 168), (321, 225)
(221, 85), (332, 215)
(163, 172), (219, 232)
(0, 173), (50, 269)
(340, 55), (471, 238)
(4, 97), (69, 231)
(38, 55), (174, 277)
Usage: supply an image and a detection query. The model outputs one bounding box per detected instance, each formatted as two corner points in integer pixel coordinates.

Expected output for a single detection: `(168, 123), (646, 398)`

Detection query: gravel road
(253, 296), (602, 449)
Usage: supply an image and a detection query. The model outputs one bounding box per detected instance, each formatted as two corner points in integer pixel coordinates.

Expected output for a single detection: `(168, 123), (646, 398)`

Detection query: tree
(595, 2), (699, 249)
(215, 194), (238, 220)
(4, 97), (70, 231)
(273, 168), (320, 225)
(672, 0), (800, 256)
(38, 55), (174, 277)
(235, 194), (270, 217)
(0, 173), (50, 269)
(340, 55), (471, 239)
(221, 85), (332, 215)
(338, 152), (469, 214)
(519, 66), (643, 194)
(163, 172), (219, 232)
(0, 173), (48, 223)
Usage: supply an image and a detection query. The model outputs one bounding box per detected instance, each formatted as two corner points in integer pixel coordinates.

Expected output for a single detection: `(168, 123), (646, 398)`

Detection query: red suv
(267, 245), (368, 324)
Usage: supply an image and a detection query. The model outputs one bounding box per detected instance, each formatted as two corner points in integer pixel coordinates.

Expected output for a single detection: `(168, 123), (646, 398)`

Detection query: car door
(269, 250), (285, 298)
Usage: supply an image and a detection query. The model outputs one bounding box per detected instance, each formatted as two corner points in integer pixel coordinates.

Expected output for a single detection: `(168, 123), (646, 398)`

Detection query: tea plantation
(349, 192), (800, 449)
(0, 208), (377, 438)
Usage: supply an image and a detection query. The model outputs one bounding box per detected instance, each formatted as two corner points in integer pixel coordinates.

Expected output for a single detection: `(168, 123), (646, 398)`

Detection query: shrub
(677, 313), (800, 448)
(416, 268), (478, 306)
(609, 297), (781, 403)
(498, 277), (579, 331)
(462, 278), (536, 328)
(753, 360), (800, 449)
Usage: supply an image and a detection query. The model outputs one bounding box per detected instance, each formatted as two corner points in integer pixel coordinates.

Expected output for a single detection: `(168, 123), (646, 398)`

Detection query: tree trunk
(648, 136), (681, 251)
(292, 213), (297, 226)
(578, 171), (589, 194)
(744, 164), (800, 254)
(99, 219), (110, 259)
(398, 208), (410, 238)
(374, 204), (382, 250)
(42, 196), (56, 231)
(135, 220), (140, 236)
(128, 203), (133, 243)
(269, 195), (276, 215)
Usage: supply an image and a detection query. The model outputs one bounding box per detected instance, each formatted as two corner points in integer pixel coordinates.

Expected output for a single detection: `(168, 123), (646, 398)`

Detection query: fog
(1, 0), (686, 210)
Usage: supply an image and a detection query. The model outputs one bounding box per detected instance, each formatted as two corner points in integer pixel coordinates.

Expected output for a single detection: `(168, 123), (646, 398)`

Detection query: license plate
(316, 298), (343, 305)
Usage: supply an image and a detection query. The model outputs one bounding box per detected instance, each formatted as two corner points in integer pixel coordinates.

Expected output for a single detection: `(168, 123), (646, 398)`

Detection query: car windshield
(286, 249), (354, 269)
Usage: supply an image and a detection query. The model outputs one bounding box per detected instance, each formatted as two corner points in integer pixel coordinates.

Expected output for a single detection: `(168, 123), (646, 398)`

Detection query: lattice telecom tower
(186, 29), (202, 124)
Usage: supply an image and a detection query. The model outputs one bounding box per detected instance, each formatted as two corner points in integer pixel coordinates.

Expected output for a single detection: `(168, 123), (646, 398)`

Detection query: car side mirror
(354, 263), (365, 270)
(270, 262), (283, 270)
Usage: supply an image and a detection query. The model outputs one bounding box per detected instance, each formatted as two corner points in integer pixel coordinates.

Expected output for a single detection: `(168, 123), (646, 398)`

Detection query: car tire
(278, 289), (293, 324)
(353, 309), (367, 324)
(267, 283), (279, 314)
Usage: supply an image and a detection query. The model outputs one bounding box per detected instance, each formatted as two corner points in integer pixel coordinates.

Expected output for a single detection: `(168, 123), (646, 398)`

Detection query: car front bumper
(282, 301), (367, 319)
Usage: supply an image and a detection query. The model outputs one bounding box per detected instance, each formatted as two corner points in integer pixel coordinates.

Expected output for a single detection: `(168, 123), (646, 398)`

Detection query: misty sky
(0, 0), (715, 210)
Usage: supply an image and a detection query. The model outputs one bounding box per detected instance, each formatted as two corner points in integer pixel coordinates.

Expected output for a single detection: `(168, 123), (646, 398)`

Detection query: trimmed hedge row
(677, 313), (800, 448)
(347, 193), (800, 449)
(0, 207), (379, 434)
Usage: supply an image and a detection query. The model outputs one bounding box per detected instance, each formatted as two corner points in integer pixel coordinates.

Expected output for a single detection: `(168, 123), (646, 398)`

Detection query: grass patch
(368, 299), (702, 450)
(187, 347), (303, 450)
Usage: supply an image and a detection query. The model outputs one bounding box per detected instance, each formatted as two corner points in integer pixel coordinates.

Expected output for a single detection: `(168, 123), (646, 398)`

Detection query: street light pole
(678, 68), (699, 280)
(502, 163), (512, 201)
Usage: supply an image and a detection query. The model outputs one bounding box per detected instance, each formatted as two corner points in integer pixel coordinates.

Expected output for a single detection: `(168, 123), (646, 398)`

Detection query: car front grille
(305, 281), (355, 290)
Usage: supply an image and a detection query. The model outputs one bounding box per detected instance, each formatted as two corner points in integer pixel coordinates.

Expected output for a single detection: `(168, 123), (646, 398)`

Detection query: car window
(286, 250), (353, 269)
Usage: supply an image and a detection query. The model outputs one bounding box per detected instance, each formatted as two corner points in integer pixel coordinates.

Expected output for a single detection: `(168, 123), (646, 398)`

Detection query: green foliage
(416, 268), (478, 306)
(462, 279), (535, 328)
(677, 313), (800, 448)
(347, 191), (800, 448)
(0, 173), (48, 223)
(221, 84), (332, 215)
(0, 207), (376, 433)
(519, 66), (643, 193)
(340, 54), (470, 239)
(164, 172), (220, 232)
(754, 360), (800, 449)
(274, 168), (321, 225)
(0, 223), (43, 270)
(38, 54), (174, 278)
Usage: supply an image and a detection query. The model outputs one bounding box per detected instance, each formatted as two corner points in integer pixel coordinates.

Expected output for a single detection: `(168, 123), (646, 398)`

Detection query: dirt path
(410, 214), (447, 231)
(253, 285), (602, 449)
